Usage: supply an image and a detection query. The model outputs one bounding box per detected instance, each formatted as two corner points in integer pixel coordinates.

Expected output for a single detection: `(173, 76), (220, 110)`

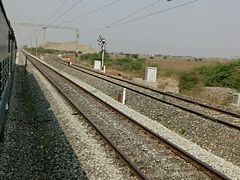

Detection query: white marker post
(103, 65), (106, 73)
(122, 88), (126, 105)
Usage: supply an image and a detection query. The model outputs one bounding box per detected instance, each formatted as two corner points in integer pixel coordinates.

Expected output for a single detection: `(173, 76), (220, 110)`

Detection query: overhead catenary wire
(80, 0), (165, 35)
(114, 0), (201, 27)
(80, 0), (163, 35)
(48, 0), (84, 26)
(44, 0), (68, 24)
(110, 0), (162, 26)
(59, 0), (122, 26)
(81, 0), (201, 35)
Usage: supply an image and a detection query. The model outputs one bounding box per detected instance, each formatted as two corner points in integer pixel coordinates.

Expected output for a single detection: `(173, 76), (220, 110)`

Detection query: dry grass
(74, 55), (228, 84)
(147, 58), (227, 71)
(106, 69), (133, 80)
(41, 41), (97, 54)
(185, 91), (232, 106)
(157, 77), (179, 88)
(75, 60), (92, 68)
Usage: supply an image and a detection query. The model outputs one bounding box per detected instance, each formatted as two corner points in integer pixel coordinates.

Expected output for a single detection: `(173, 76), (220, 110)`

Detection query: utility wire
(48, 0), (84, 26)
(82, 0), (201, 35)
(115, 0), (201, 27)
(110, 0), (162, 26)
(60, 0), (122, 25)
(44, 0), (68, 24)
(80, 0), (164, 35)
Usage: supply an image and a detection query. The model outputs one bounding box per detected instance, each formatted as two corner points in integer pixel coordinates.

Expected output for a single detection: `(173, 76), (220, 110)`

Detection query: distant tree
(23, 45), (28, 49)
(125, 54), (130, 58)
(132, 54), (139, 59)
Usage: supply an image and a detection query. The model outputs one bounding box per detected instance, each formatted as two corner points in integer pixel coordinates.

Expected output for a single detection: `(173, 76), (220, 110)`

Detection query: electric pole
(35, 35), (38, 55)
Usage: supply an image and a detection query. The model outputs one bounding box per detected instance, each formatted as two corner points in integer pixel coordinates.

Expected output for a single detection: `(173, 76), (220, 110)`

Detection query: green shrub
(80, 53), (101, 62)
(131, 54), (139, 59)
(179, 61), (240, 91)
(196, 61), (240, 90)
(179, 71), (200, 91)
(125, 53), (139, 59)
(80, 52), (111, 63)
(115, 58), (145, 71)
(79, 53), (145, 72)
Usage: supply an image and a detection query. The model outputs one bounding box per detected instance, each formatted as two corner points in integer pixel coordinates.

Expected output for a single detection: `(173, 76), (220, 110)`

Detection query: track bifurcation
(22, 51), (229, 180)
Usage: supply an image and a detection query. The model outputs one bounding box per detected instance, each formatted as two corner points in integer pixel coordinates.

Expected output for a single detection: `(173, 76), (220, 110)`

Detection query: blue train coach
(0, 0), (17, 140)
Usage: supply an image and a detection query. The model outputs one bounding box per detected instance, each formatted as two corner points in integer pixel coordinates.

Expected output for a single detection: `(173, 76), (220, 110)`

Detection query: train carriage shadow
(0, 64), (88, 179)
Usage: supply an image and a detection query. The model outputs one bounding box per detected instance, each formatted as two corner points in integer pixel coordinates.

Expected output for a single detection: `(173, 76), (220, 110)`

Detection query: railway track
(21, 51), (230, 179)
(49, 55), (240, 130)
(44, 54), (240, 167)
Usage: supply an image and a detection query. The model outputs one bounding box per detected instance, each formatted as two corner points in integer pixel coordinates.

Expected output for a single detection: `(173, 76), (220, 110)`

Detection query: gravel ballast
(27, 52), (240, 180)
(45, 56), (240, 167)
(0, 51), (137, 179)
(30, 56), (209, 179)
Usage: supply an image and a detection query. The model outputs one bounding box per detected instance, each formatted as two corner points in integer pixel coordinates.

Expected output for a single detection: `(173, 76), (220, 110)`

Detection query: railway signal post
(97, 35), (106, 73)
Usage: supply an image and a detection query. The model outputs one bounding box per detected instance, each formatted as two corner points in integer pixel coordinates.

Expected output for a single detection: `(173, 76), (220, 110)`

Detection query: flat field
(143, 55), (228, 72)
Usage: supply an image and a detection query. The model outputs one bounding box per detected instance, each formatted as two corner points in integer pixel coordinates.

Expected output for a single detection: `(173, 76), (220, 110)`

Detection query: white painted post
(16, 52), (19, 64)
(101, 46), (105, 70)
(237, 93), (240, 107)
(103, 65), (106, 73)
(5, 103), (9, 110)
(232, 93), (240, 108)
(122, 88), (126, 105)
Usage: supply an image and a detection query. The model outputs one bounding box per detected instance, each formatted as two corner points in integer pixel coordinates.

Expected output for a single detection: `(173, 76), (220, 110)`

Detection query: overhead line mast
(13, 22), (80, 52)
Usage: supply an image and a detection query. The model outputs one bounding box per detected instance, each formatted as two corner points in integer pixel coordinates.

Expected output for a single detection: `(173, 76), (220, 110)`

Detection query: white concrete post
(122, 88), (126, 105)
(237, 94), (240, 106)
(232, 93), (240, 108)
(5, 103), (9, 110)
(101, 47), (105, 70)
(103, 65), (106, 73)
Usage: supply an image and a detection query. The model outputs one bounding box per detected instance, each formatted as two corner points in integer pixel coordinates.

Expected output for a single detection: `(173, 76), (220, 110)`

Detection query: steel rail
(22, 51), (147, 180)
(72, 59), (240, 118)
(50, 56), (240, 130)
(23, 51), (229, 180)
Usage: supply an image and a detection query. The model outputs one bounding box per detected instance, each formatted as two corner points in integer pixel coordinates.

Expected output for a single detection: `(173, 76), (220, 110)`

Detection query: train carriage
(0, 0), (17, 140)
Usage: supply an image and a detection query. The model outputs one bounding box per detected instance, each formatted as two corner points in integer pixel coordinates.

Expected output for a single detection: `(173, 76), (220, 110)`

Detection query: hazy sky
(2, 0), (240, 58)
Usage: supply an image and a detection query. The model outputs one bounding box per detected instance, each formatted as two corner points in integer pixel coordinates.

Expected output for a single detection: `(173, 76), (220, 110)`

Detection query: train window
(8, 31), (11, 53)
(4, 59), (7, 78)
(0, 61), (2, 96)
(2, 59), (7, 84)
